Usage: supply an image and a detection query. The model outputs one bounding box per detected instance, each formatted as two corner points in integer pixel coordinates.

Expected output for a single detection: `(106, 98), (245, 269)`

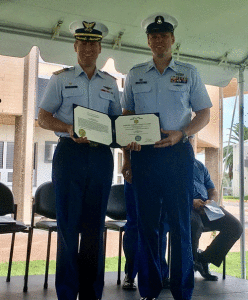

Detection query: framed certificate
(73, 104), (161, 148)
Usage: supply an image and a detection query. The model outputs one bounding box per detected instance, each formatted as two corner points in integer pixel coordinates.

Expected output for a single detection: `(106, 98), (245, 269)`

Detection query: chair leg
(23, 227), (34, 292)
(223, 256), (226, 279)
(117, 229), (123, 285)
(167, 232), (171, 279)
(44, 229), (52, 289)
(6, 232), (16, 282)
(103, 227), (107, 285)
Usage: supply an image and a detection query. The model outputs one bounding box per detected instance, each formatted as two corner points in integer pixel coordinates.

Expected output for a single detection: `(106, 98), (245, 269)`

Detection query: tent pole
(238, 66), (246, 279)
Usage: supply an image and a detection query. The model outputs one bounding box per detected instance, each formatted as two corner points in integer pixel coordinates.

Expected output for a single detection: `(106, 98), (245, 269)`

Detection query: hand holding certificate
(73, 105), (161, 147)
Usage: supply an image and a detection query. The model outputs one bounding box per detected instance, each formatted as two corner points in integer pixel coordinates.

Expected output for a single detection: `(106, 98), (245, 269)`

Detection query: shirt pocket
(168, 85), (188, 92)
(62, 88), (83, 98)
(132, 84), (152, 94)
(99, 90), (114, 113)
(132, 84), (153, 113)
(99, 90), (114, 102)
(168, 84), (190, 109)
(62, 88), (85, 107)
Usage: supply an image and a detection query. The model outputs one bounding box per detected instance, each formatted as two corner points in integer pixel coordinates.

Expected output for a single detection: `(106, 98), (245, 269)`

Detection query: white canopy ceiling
(0, 0), (248, 88)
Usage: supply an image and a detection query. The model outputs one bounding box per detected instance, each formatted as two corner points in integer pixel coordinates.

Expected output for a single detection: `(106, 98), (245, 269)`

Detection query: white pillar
(12, 46), (39, 224)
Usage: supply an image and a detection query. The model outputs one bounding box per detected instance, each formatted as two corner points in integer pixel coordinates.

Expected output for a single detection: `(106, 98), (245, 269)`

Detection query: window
(0, 141), (38, 186)
(6, 142), (14, 169)
(0, 141), (3, 169)
(112, 148), (124, 184)
(0, 141), (14, 185)
(44, 141), (57, 163)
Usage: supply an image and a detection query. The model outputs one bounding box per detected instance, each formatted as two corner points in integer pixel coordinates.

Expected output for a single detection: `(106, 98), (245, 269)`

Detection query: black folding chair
(0, 182), (27, 282)
(23, 181), (57, 292)
(104, 184), (127, 285)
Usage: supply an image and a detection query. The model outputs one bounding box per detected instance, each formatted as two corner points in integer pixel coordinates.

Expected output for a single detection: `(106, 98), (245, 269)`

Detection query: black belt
(58, 137), (105, 148)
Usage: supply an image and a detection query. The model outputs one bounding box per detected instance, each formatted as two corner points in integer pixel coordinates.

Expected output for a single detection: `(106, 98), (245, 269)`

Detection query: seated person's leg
(191, 209), (218, 281)
(199, 207), (243, 268)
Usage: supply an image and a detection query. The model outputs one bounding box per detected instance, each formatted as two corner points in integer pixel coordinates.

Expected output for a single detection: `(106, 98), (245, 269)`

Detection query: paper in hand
(204, 200), (225, 221)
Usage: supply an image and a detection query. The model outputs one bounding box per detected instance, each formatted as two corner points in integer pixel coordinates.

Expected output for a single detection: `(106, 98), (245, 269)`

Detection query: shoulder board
(174, 60), (196, 71)
(130, 62), (149, 70)
(100, 70), (117, 80)
(53, 67), (73, 75)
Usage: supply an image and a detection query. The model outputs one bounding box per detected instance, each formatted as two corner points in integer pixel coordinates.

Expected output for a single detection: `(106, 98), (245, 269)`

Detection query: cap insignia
(155, 16), (164, 24)
(82, 21), (96, 32)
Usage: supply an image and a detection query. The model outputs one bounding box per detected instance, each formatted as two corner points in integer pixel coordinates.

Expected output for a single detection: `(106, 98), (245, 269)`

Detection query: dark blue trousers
(191, 206), (243, 266)
(131, 141), (194, 300)
(52, 138), (113, 300)
(123, 181), (169, 281)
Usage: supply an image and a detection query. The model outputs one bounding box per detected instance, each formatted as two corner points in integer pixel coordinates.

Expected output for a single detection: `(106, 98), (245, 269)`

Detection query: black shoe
(122, 274), (137, 290)
(162, 277), (170, 289)
(194, 250), (218, 281)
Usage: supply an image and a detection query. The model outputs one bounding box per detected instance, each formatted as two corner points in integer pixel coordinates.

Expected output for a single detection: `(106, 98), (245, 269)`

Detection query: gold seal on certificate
(79, 128), (86, 137)
(73, 105), (161, 147)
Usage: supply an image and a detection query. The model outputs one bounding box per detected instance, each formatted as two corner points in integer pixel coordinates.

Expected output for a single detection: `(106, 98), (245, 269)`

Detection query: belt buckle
(89, 141), (99, 147)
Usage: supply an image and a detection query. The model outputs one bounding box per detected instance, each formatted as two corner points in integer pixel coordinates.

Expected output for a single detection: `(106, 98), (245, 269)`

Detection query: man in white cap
(38, 20), (121, 300)
(121, 12), (212, 300)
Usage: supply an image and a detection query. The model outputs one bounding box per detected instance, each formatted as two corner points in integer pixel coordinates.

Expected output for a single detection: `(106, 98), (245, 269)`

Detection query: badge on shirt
(135, 79), (147, 84)
(170, 73), (187, 84)
(101, 86), (113, 94)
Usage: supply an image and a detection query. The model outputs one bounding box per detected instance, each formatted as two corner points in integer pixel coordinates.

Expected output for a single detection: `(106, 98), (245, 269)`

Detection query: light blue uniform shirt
(39, 64), (122, 137)
(193, 159), (215, 201)
(121, 58), (212, 131)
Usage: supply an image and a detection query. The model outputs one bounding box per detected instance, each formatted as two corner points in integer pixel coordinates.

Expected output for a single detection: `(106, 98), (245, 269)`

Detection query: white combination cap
(141, 12), (178, 34)
(69, 20), (108, 41)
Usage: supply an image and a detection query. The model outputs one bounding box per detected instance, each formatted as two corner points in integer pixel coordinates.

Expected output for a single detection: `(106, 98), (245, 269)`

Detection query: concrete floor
(0, 272), (248, 300)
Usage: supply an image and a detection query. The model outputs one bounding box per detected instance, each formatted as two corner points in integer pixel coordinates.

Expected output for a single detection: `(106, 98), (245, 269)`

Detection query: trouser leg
(200, 207), (243, 267)
(123, 181), (139, 279)
(191, 210), (205, 261)
(132, 141), (194, 300)
(53, 140), (113, 300)
(165, 148), (194, 300)
(78, 147), (113, 300)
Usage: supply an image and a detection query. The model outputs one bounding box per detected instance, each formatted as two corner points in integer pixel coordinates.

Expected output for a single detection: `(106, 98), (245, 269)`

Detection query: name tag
(65, 85), (78, 89)
(135, 81), (147, 84)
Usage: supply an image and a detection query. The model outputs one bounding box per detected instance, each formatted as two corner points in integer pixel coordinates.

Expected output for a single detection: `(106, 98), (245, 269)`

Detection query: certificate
(115, 114), (161, 146)
(73, 105), (113, 146)
(73, 105), (161, 147)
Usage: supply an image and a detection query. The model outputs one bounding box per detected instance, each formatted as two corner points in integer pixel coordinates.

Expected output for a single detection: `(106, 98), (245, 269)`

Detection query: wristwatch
(180, 129), (188, 143)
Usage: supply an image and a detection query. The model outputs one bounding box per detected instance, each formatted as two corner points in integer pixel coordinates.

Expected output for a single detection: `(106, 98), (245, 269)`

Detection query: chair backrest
(0, 182), (15, 216)
(34, 181), (56, 220)
(106, 184), (126, 220)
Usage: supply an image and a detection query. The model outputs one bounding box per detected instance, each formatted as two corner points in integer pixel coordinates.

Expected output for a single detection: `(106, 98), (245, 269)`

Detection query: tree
(223, 123), (248, 180)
